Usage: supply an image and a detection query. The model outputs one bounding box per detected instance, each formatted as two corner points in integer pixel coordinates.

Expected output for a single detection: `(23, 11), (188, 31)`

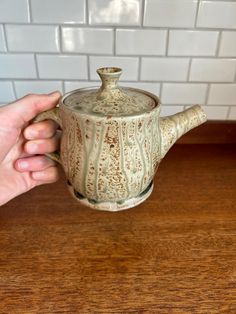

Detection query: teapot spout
(160, 105), (207, 158)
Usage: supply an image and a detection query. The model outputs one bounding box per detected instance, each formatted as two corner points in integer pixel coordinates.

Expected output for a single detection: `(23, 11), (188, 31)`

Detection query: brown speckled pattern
(34, 67), (207, 211)
(60, 105), (160, 202)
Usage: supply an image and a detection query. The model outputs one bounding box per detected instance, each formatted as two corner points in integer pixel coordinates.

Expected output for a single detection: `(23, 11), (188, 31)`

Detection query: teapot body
(60, 99), (161, 210)
(34, 67), (207, 211)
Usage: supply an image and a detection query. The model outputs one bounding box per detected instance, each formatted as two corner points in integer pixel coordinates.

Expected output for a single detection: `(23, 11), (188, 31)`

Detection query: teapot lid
(63, 67), (158, 117)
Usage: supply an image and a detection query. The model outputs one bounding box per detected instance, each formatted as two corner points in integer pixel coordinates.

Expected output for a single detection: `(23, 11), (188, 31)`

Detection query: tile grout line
(1, 51), (236, 59)
(113, 27), (116, 56)
(204, 83), (211, 106)
(87, 55), (90, 80)
(85, 0), (89, 25)
(2, 22), (236, 31)
(226, 105), (231, 120)
(34, 54), (40, 79)
(27, 0), (32, 23)
(165, 29), (169, 56)
(2, 24), (9, 52)
(58, 26), (63, 53)
(141, 0), (145, 27)
(215, 31), (222, 57)
(138, 57), (142, 80)
(194, 0), (200, 28)
(12, 81), (17, 100)
(187, 58), (192, 81)
(1, 77), (236, 84)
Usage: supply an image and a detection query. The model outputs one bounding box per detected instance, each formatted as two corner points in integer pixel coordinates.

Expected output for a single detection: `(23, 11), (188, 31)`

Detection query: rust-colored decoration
(35, 67), (207, 211)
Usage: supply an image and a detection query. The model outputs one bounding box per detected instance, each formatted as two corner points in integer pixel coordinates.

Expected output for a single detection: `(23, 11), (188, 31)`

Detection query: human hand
(0, 92), (61, 206)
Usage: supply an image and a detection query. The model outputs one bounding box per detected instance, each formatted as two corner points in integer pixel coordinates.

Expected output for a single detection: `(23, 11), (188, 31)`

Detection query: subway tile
(168, 30), (218, 56)
(0, 25), (6, 52)
(0, 82), (15, 102)
(190, 59), (236, 82)
(197, 1), (236, 29)
(120, 82), (160, 95)
(0, 54), (36, 78)
(141, 58), (189, 81)
(219, 32), (236, 57)
(89, 0), (142, 25)
(116, 29), (167, 56)
(37, 55), (88, 79)
(200, 106), (228, 120)
(160, 105), (184, 117)
(0, 0), (29, 23)
(6, 25), (59, 52)
(208, 84), (236, 105)
(64, 81), (100, 93)
(89, 57), (139, 81)
(144, 0), (197, 27)
(228, 107), (236, 120)
(62, 28), (113, 54)
(31, 0), (86, 24)
(65, 81), (160, 96)
(162, 83), (207, 105)
(14, 81), (63, 98)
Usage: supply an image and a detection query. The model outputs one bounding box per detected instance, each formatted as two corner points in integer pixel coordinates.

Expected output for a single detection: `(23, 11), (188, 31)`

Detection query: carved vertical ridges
(61, 107), (161, 203)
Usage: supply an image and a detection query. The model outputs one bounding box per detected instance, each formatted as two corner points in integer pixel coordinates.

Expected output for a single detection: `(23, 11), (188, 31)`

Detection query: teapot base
(67, 181), (153, 212)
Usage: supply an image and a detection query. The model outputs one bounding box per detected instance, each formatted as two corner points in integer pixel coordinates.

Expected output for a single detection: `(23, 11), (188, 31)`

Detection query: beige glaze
(35, 67), (207, 211)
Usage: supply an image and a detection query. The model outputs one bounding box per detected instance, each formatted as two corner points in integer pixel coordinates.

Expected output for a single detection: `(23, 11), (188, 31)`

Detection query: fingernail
(18, 160), (28, 170)
(25, 128), (37, 139)
(28, 142), (38, 153)
(32, 171), (44, 179)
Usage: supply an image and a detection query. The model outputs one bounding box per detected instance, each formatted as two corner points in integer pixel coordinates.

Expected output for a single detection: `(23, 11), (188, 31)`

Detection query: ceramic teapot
(36, 67), (207, 211)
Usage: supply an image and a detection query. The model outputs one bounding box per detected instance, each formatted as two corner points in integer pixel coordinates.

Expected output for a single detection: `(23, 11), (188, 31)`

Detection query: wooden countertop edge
(177, 121), (236, 144)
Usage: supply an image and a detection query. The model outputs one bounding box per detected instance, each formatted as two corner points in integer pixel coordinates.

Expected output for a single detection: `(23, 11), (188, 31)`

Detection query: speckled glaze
(35, 67), (207, 211)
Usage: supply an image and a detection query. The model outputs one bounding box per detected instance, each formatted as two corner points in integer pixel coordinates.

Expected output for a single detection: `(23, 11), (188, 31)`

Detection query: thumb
(5, 91), (61, 127)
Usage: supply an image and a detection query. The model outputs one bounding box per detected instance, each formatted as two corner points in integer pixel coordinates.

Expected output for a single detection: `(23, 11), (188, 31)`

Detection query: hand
(0, 92), (61, 206)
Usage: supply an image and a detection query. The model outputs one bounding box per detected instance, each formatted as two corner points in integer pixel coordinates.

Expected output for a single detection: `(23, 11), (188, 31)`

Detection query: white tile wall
(201, 106), (228, 120)
(0, 82), (15, 102)
(197, 1), (236, 29)
(116, 29), (167, 55)
(208, 84), (236, 105)
(141, 58), (189, 81)
(89, 56), (139, 80)
(0, 0), (30, 23)
(190, 59), (236, 82)
(0, 0), (236, 120)
(64, 81), (100, 93)
(6, 25), (60, 52)
(162, 83), (207, 105)
(14, 81), (63, 98)
(31, 0), (86, 24)
(219, 32), (236, 57)
(0, 25), (6, 52)
(160, 105), (185, 117)
(144, 0), (198, 27)
(37, 55), (88, 79)
(89, 0), (142, 25)
(120, 82), (160, 95)
(168, 31), (218, 56)
(62, 28), (113, 54)
(228, 107), (236, 120)
(0, 54), (37, 78)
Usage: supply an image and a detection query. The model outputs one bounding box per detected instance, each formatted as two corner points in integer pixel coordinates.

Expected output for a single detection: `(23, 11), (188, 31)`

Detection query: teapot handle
(33, 107), (62, 164)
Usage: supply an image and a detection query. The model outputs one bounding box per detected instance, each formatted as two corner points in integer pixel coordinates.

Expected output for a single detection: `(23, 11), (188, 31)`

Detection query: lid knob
(97, 67), (122, 91)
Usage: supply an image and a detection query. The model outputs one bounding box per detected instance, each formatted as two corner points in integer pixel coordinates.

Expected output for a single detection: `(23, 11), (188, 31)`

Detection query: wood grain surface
(0, 144), (236, 313)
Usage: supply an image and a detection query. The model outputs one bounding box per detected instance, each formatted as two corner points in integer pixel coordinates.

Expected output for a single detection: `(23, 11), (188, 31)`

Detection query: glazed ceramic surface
(35, 67), (207, 211)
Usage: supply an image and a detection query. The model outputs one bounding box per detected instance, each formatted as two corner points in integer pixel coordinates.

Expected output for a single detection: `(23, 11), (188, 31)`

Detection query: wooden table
(1, 144), (236, 313)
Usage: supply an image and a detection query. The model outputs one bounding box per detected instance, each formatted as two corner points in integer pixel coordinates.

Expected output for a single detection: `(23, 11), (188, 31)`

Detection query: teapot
(36, 67), (207, 211)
